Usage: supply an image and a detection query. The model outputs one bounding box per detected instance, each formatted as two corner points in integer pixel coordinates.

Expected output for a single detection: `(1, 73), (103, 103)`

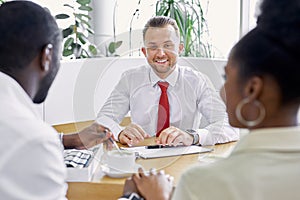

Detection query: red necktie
(156, 82), (170, 137)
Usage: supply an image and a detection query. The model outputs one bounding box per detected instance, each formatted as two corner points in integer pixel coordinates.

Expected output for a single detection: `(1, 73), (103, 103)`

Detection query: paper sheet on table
(121, 145), (213, 159)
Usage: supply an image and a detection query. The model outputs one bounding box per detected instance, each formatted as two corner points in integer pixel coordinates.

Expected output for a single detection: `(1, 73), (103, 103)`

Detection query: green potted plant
(155, 0), (213, 57)
(55, 0), (98, 59)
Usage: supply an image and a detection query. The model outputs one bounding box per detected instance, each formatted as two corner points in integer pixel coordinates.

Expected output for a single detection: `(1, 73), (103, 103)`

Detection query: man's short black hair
(0, 1), (61, 72)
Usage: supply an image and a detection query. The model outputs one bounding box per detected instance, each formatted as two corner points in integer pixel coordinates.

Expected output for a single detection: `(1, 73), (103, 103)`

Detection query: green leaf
(77, 33), (87, 44)
(87, 28), (94, 35)
(63, 4), (74, 9)
(74, 13), (91, 20)
(79, 5), (92, 11)
(78, 18), (91, 28)
(76, 0), (91, 5)
(115, 41), (123, 49)
(88, 45), (97, 55)
(174, 9), (184, 39)
(64, 38), (74, 48)
(63, 49), (73, 57)
(108, 41), (122, 54)
(108, 42), (116, 54)
(75, 20), (80, 27)
(62, 27), (73, 38)
(55, 14), (70, 19)
(81, 49), (90, 57)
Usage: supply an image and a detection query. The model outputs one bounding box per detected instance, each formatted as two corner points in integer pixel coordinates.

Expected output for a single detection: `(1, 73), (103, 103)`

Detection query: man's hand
(156, 126), (193, 146)
(132, 168), (174, 200)
(118, 123), (150, 146)
(63, 122), (112, 149)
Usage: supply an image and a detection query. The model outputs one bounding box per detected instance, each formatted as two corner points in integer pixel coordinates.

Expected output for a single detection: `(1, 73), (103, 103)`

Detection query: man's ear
(41, 44), (53, 72)
(244, 76), (264, 100)
(178, 43), (184, 54)
(141, 47), (147, 57)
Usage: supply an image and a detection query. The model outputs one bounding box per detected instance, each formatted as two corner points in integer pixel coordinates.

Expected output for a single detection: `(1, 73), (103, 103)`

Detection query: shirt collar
(232, 126), (300, 154)
(149, 65), (179, 87)
(0, 71), (41, 119)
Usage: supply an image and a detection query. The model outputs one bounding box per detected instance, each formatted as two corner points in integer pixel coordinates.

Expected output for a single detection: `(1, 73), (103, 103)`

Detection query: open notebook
(121, 145), (213, 159)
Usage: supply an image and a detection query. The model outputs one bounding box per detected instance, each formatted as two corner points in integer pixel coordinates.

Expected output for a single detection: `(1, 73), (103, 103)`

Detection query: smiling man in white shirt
(97, 16), (239, 146)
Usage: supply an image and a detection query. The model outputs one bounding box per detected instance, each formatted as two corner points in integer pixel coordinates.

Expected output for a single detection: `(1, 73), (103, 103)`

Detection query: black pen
(146, 144), (180, 149)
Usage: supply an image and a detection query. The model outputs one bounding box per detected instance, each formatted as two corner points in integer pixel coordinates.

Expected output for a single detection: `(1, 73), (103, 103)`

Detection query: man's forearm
(61, 133), (81, 149)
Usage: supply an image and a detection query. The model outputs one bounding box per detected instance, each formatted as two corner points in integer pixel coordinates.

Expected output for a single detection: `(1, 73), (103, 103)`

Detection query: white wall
(43, 57), (226, 125)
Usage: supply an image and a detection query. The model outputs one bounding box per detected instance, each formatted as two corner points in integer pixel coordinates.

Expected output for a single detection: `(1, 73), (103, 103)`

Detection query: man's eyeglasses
(145, 43), (176, 53)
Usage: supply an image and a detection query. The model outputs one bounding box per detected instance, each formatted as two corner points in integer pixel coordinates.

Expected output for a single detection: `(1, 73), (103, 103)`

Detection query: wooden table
(53, 121), (237, 200)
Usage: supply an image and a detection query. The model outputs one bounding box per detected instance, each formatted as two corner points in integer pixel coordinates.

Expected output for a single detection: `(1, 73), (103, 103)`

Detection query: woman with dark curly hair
(121, 0), (300, 199)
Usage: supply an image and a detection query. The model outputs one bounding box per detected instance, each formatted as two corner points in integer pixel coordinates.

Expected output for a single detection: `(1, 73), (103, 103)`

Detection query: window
(249, 0), (262, 30)
(31, 0), (259, 59)
(31, 0), (73, 29)
(114, 0), (241, 58)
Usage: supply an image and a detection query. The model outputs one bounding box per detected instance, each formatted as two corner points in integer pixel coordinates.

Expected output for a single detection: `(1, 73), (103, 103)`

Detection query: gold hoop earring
(235, 97), (266, 127)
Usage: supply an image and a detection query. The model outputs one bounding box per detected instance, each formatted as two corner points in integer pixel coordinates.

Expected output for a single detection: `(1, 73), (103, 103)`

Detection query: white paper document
(121, 145), (213, 159)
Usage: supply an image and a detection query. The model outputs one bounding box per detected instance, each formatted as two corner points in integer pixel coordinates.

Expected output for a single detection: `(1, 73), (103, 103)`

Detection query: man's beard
(33, 58), (60, 104)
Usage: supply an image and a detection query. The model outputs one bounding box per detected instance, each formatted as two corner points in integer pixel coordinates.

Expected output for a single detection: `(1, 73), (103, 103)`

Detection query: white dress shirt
(0, 72), (67, 199)
(173, 126), (300, 200)
(97, 65), (239, 145)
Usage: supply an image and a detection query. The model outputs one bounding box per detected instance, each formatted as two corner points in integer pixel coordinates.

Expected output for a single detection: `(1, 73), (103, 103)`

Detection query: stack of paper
(121, 145), (213, 159)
